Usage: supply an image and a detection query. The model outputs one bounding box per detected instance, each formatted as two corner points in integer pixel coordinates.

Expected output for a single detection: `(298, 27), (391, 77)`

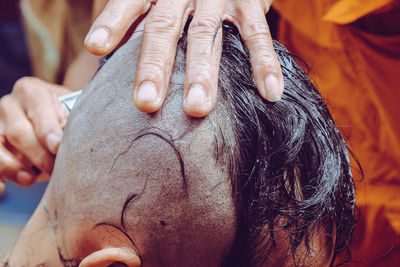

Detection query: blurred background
(0, 0), (47, 257)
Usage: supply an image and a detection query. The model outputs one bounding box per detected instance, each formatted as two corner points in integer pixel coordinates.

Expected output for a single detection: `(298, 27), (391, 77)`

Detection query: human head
(3, 23), (355, 267)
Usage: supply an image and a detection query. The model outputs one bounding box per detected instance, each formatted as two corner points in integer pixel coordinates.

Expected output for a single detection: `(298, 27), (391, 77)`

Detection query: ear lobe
(79, 247), (141, 267)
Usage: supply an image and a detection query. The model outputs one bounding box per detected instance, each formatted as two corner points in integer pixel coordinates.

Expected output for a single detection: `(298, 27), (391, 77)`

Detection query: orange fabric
(273, 0), (400, 265)
(323, 0), (394, 24)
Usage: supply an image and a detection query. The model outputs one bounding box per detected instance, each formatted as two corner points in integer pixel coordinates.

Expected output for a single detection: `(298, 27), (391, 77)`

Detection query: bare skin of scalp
(4, 36), (236, 267)
(50, 36), (236, 266)
(3, 28), (354, 266)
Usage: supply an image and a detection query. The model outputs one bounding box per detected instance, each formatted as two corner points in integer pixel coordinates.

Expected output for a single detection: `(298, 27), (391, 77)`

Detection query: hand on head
(85, 0), (283, 117)
(0, 77), (70, 192)
(3, 23), (355, 266)
(0, 0), (283, 192)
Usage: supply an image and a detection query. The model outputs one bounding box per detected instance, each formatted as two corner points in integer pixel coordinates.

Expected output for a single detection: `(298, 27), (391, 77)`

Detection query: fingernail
(46, 132), (62, 154)
(264, 74), (282, 102)
(184, 84), (210, 107)
(86, 27), (110, 48)
(16, 170), (34, 186)
(135, 82), (159, 104)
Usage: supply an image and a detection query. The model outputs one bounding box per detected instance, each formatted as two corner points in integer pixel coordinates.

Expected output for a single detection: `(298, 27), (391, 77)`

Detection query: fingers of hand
(0, 136), (36, 186)
(0, 77), (67, 187)
(0, 96), (55, 176)
(133, 0), (191, 113)
(49, 83), (72, 129)
(235, 0), (284, 102)
(13, 77), (66, 154)
(85, 0), (153, 55)
(36, 172), (51, 182)
(183, 0), (226, 117)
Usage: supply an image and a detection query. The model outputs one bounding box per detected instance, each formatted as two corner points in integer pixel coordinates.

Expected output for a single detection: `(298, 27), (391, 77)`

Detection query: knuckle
(0, 95), (13, 109)
(13, 77), (36, 94)
(33, 154), (47, 169)
(254, 52), (276, 65)
(6, 121), (29, 144)
(189, 15), (222, 37)
(252, 53), (279, 72)
(241, 21), (270, 42)
(186, 60), (214, 75)
(138, 58), (164, 77)
(33, 152), (53, 173)
(0, 95), (15, 119)
(145, 12), (180, 34)
(138, 51), (170, 77)
(26, 106), (47, 122)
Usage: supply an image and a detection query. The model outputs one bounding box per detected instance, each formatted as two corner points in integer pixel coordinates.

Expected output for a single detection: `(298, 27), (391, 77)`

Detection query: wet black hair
(173, 23), (356, 266)
(41, 21), (356, 267)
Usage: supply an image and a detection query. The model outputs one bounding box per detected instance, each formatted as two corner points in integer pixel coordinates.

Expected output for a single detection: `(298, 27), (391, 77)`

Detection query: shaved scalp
(47, 22), (355, 267)
(50, 35), (237, 267)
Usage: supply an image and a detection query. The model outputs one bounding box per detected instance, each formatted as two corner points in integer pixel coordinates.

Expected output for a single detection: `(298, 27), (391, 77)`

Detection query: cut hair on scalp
(170, 22), (356, 266)
(70, 21), (357, 267)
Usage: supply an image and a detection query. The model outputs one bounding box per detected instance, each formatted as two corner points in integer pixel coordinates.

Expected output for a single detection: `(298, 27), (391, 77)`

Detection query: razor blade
(58, 90), (82, 113)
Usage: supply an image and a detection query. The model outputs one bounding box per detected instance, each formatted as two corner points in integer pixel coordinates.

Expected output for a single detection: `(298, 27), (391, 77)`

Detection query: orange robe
(272, 0), (400, 265)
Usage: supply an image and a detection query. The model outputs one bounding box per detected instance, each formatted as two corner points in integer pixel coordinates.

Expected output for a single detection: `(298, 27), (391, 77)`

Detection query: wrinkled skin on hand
(0, 77), (70, 192)
(85, 0), (283, 117)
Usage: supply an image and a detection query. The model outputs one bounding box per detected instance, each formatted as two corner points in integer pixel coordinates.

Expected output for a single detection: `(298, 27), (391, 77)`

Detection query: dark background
(0, 0), (46, 226)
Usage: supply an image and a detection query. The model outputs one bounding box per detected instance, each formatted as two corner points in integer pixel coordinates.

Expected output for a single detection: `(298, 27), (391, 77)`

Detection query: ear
(79, 247), (141, 267)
